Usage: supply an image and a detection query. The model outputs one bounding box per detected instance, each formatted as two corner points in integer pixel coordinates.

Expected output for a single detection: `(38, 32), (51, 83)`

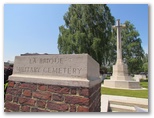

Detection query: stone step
(134, 106), (148, 112)
(109, 104), (136, 112)
(109, 104), (148, 112)
(101, 95), (148, 112)
(109, 100), (148, 109)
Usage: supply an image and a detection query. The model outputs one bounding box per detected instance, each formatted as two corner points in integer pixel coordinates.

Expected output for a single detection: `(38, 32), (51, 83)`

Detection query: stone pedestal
(104, 62), (141, 89)
(110, 63), (131, 81)
(104, 80), (141, 89)
(4, 54), (101, 112)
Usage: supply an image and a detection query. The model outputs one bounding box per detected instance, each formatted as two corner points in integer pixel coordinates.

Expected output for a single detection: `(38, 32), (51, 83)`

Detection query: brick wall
(4, 81), (101, 112)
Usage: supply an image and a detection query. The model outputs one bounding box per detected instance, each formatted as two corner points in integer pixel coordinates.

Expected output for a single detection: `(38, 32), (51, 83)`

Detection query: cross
(112, 19), (126, 64)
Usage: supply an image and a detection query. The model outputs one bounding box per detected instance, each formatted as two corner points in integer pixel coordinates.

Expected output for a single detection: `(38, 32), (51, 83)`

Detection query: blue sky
(4, 4), (148, 62)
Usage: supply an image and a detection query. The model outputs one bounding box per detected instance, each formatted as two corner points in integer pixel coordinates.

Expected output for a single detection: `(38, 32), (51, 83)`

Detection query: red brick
(21, 106), (30, 112)
(31, 108), (49, 112)
(13, 97), (18, 102)
(14, 83), (20, 88)
(71, 88), (77, 95)
(79, 88), (89, 97)
(89, 92), (101, 112)
(20, 83), (37, 91)
(8, 81), (14, 87)
(70, 105), (76, 112)
(6, 88), (22, 95)
(65, 96), (89, 106)
(53, 94), (64, 102)
(19, 97), (35, 106)
(89, 83), (101, 95)
(90, 88), (101, 103)
(48, 85), (70, 94)
(23, 90), (32, 97)
(89, 102), (95, 112)
(38, 85), (47, 91)
(5, 102), (20, 111)
(47, 102), (69, 111)
(5, 94), (12, 101)
(33, 91), (51, 100)
(77, 106), (89, 112)
(37, 100), (46, 108)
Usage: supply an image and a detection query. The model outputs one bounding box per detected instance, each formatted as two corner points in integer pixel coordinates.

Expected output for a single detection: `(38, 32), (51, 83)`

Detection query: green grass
(140, 82), (148, 88)
(101, 82), (148, 99)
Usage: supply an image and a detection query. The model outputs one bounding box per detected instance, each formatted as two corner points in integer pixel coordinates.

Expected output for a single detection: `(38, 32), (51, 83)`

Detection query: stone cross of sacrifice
(112, 19), (126, 64)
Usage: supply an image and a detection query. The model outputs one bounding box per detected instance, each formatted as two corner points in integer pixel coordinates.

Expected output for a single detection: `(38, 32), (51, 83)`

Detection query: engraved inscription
(29, 58), (37, 64)
(39, 58), (64, 64)
(15, 57), (83, 77)
(29, 57), (64, 64)
(16, 66), (82, 76)
(43, 67), (82, 75)
(16, 67), (41, 73)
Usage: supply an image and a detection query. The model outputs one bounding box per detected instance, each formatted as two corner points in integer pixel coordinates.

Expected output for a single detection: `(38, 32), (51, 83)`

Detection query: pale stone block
(134, 75), (147, 81)
(110, 76), (132, 81)
(104, 80), (141, 89)
(101, 96), (109, 112)
(111, 64), (130, 80)
(9, 54), (101, 87)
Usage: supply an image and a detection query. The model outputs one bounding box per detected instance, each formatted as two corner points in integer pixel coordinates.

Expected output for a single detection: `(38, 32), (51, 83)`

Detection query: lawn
(101, 82), (148, 99)
(140, 81), (148, 88)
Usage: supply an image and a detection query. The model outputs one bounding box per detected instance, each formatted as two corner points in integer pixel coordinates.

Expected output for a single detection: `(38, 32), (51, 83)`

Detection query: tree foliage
(142, 62), (148, 73)
(142, 53), (148, 73)
(58, 4), (145, 74)
(121, 21), (145, 73)
(58, 4), (115, 67)
(106, 21), (145, 73)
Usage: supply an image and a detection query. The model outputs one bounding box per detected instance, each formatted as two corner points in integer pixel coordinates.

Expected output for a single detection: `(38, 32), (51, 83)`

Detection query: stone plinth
(104, 80), (141, 89)
(110, 63), (131, 81)
(5, 54), (101, 112)
(104, 63), (141, 89)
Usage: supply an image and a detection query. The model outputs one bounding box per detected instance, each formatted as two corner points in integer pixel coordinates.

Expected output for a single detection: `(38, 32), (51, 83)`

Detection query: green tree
(142, 53), (148, 73)
(142, 53), (148, 63)
(108, 21), (145, 74)
(58, 4), (115, 67)
(142, 62), (148, 73)
(119, 21), (144, 73)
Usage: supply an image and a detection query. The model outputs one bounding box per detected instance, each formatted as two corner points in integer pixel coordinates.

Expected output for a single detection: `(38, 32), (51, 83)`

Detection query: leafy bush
(140, 78), (148, 82)
(4, 82), (8, 90)
(105, 76), (110, 79)
(4, 65), (13, 99)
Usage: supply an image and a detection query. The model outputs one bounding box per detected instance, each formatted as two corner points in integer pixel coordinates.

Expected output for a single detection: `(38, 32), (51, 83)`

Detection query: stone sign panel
(12, 54), (99, 80)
